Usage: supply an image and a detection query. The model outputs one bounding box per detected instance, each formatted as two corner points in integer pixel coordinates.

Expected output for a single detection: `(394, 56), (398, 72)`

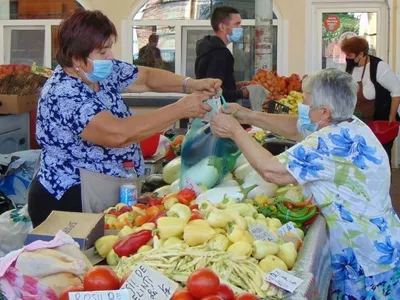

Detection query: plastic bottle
(119, 161), (138, 206)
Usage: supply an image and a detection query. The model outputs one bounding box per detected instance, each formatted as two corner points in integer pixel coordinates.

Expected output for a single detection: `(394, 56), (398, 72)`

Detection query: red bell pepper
(189, 204), (199, 211)
(149, 198), (162, 207)
(177, 189), (196, 206)
(113, 229), (153, 257)
(189, 211), (204, 221)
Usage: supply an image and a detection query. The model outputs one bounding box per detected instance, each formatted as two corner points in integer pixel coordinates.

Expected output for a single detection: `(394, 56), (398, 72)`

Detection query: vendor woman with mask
(341, 36), (400, 163)
(28, 9), (221, 227)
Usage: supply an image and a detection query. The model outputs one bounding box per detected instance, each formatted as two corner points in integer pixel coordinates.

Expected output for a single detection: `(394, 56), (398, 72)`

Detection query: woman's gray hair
(302, 68), (359, 121)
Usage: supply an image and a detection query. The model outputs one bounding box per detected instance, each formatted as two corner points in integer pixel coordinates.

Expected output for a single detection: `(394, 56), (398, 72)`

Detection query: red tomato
(186, 268), (220, 299)
(83, 266), (120, 291)
(235, 293), (259, 300)
(201, 297), (223, 300)
(120, 272), (132, 287)
(171, 289), (195, 300)
(177, 189), (196, 206)
(216, 284), (235, 300)
(189, 211), (204, 221)
(58, 286), (84, 300)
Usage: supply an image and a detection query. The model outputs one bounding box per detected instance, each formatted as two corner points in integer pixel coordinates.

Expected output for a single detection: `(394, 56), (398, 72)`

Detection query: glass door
(321, 12), (377, 71)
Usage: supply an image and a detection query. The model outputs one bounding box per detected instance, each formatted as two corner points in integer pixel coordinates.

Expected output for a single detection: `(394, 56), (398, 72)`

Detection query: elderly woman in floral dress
(210, 68), (400, 299)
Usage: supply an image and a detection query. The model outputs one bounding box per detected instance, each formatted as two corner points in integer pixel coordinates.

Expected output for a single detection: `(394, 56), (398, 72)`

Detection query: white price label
(183, 177), (203, 196)
(264, 269), (303, 293)
(121, 263), (179, 300)
(248, 224), (276, 242)
(278, 222), (298, 237)
(69, 289), (130, 300)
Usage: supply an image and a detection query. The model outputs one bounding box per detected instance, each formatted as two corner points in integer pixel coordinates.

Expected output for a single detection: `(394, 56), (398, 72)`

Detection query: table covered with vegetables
(94, 128), (332, 299)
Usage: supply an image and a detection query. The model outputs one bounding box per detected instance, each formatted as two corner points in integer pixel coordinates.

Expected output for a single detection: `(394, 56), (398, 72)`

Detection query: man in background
(138, 33), (162, 68)
(195, 6), (249, 103)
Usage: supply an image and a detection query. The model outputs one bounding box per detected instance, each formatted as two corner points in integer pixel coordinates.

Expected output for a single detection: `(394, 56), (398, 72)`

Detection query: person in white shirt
(341, 36), (400, 163)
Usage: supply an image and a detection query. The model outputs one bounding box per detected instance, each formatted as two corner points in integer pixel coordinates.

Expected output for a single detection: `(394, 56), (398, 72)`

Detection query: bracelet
(183, 77), (191, 94)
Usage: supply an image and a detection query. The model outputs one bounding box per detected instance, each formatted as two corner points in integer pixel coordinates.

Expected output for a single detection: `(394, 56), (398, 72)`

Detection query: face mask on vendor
(345, 52), (364, 68)
(297, 103), (322, 137)
(84, 58), (113, 82)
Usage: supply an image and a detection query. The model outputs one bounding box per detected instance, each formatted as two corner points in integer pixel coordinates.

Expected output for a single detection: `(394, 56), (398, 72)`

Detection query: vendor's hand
(187, 78), (222, 96)
(221, 103), (252, 125)
(389, 114), (396, 124)
(236, 81), (250, 89)
(177, 93), (211, 119)
(210, 112), (243, 139)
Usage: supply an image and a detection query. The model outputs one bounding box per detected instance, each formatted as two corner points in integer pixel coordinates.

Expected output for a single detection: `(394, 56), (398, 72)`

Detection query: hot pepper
(283, 195), (314, 208)
(113, 229), (153, 257)
(177, 189), (196, 206)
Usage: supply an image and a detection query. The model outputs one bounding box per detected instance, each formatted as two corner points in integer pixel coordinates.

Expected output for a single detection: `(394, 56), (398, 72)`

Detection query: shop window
(134, 0), (277, 20)
(0, 0), (83, 20)
(133, 26), (176, 72)
(132, 0), (279, 75)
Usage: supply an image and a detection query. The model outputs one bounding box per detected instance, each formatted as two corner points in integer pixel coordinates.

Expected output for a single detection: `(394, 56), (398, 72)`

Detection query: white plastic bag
(0, 205), (32, 258)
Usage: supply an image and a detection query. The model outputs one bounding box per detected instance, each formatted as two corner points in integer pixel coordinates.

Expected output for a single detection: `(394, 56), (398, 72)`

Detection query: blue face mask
(85, 58), (113, 82)
(297, 103), (318, 137)
(227, 28), (243, 43)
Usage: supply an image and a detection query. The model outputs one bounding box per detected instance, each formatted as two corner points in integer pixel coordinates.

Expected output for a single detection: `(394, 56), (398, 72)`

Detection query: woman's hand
(210, 112), (243, 139)
(176, 93), (212, 119)
(187, 78), (222, 96)
(221, 103), (253, 124)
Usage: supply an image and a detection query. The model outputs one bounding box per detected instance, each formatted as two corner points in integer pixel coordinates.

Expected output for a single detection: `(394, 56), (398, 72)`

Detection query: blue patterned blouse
(36, 60), (144, 200)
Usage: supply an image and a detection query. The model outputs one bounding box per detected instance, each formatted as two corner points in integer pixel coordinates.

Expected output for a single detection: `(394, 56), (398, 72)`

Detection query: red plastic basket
(368, 121), (400, 144)
(140, 133), (161, 158)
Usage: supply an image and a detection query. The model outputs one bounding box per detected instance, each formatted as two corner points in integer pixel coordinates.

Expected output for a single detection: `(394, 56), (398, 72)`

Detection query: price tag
(278, 222), (298, 237)
(248, 224), (276, 242)
(69, 289), (130, 300)
(264, 269), (303, 293)
(121, 263), (179, 300)
(183, 177), (203, 196)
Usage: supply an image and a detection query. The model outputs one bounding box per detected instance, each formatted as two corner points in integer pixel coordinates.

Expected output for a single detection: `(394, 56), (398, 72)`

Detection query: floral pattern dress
(36, 60), (144, 200)
(278, 117), (400, 300)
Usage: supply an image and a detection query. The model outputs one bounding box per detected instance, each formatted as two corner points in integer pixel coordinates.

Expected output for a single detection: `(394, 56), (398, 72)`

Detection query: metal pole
(255, 0), (273, 72)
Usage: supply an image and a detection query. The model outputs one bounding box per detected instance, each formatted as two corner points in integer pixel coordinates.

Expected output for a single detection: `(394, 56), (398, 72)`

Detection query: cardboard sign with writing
(121, 263), (178, 300)
(248, 224), (276, 242)
(69, 289), (130, 300)
(265, 269), (303, 293)
(278, 222), (298, 237)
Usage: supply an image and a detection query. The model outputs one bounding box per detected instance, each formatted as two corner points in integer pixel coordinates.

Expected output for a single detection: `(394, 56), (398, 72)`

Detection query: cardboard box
(0, 93), (39, 114)
(25, 211), (105, 250)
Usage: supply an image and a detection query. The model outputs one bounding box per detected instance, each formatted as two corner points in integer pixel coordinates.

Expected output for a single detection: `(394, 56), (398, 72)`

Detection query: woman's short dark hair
(211, 6), (240, 32)
(56, 9), (117, 67)
(341, 36), (369, 56)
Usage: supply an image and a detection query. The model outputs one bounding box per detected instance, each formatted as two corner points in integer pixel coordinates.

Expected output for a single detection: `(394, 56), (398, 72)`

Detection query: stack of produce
(276, 91), (304, 115)
(0, 63), (48, 95)
(249, 70), (305, 101)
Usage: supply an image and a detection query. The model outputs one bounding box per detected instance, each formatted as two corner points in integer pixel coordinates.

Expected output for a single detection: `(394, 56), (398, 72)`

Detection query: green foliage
(322, 13), (360, 42)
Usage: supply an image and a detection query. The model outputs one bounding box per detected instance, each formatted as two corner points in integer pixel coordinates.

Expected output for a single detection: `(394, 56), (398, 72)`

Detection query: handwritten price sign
(69, 290), (130, 300)
(265, 269), (303, 293)
(248, 224), (276, 242)
(121, 264), (178, 300)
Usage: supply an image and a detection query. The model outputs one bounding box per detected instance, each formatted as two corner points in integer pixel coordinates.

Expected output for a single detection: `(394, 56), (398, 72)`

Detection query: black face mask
(346, 58), (358, 68)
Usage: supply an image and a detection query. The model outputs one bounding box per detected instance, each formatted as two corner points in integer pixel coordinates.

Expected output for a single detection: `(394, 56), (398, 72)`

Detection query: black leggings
(382, 140), (394, 165)
(28, 178), (83, 228)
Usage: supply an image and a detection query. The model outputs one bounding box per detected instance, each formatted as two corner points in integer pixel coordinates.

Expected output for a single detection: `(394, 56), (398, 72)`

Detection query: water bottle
(119, 161), (138, 206)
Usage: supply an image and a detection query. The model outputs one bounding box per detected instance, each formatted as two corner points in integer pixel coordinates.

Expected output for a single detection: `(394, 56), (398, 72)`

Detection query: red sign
(324, 15), (340, 32)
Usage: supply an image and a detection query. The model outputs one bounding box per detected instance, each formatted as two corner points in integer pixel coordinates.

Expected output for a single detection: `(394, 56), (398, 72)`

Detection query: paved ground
(391, 169), (400, 216)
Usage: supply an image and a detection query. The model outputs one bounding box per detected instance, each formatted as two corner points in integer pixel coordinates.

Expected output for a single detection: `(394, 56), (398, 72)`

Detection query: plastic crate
(267, 101), (290, 114)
